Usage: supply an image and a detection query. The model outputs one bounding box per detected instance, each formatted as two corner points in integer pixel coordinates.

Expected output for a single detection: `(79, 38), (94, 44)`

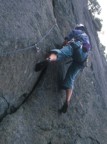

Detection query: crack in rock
(0, 67), (47, 122)
(0, 95), (9, 121)
(75, 134), (101, 144)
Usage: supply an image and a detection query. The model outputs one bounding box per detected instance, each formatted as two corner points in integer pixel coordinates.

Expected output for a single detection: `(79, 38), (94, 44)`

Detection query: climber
(35, 24), (91, 113)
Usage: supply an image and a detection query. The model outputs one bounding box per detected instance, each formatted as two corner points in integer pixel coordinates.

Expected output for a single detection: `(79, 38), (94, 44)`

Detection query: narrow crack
(88, 136), (101, 144)
(51, 0), (62, 36)
(76, 134), (101, 144)
(71, 2), (78, 23)
(10, 66), (48, 113)
(0, 96), (10, 122)
(0, 95), (10, 109)
(52, 0), (55, 16)
(0, 66), (48, 122)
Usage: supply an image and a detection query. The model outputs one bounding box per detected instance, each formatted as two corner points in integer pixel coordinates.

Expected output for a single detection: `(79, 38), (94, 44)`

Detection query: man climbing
(35, 24), (91, 113)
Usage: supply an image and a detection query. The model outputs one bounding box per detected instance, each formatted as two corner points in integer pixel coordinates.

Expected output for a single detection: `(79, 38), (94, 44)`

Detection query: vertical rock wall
(0, 0), (107, 144)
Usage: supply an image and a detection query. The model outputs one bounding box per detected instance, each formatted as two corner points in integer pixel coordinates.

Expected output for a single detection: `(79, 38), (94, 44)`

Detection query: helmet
(75, 23), (85, 29)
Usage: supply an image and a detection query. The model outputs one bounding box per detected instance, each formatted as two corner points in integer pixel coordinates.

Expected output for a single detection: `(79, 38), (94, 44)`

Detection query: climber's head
(75, 23), (85, 31)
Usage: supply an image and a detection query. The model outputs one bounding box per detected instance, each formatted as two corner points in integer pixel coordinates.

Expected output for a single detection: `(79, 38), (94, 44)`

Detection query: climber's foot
(58, 102), (68, 114)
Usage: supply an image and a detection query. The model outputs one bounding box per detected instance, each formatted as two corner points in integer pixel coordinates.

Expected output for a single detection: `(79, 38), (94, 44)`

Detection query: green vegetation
(88, 0), (102, 31)
(88, 0), (101, 15)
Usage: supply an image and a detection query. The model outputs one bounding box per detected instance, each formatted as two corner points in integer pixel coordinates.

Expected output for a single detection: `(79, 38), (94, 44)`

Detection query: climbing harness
(1, 23), (57, 56)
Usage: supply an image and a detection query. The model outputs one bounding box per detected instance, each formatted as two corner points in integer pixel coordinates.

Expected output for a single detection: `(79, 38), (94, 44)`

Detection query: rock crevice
(0, 0), (107, 144)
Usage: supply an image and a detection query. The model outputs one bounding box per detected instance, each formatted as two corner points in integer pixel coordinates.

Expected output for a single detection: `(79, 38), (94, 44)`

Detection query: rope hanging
(1, 23), (57, 56)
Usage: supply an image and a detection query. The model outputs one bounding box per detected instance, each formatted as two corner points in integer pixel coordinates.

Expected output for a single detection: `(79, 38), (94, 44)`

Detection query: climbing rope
(1, 23), (57, 56)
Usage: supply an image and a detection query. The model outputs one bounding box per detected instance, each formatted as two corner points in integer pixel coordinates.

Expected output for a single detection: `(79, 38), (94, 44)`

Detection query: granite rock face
(0, 0), (107, 144)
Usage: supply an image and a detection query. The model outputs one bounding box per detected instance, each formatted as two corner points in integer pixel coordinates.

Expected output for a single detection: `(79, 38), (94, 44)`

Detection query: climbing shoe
(35, 59), (50, 72)
(58, 102), (68, 114)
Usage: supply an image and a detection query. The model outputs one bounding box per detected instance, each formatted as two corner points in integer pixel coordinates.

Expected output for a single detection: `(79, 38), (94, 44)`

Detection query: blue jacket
(65, 29), (91, 52)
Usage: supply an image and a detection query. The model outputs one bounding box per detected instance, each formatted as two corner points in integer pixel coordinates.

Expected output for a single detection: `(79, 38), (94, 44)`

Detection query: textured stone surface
(0, 0), (107, 144)
(0, 93), (8, 120)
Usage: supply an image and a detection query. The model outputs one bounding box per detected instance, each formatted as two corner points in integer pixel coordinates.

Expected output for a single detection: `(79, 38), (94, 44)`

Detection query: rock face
(0, 0), (107, 144)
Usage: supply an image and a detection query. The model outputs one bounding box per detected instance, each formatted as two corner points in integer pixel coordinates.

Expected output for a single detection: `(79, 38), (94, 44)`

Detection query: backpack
(65, 29), (91, 52)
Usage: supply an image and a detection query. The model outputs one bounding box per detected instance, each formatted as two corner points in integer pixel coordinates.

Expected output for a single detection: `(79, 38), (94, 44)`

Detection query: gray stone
(0, 0), (107, 144)
(0, 93), (8, 120)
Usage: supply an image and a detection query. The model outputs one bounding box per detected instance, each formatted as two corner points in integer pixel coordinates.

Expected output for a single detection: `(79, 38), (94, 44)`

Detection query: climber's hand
(62, 40), (68, 46)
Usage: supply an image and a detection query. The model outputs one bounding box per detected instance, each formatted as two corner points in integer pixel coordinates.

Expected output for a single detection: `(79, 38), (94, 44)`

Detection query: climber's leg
(66, 88), (73, 105)
(49, 44), (73, 61)
(35, 45), (73, 71)
(59, 62), (82, 113)
(58, 88), (73, 113)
